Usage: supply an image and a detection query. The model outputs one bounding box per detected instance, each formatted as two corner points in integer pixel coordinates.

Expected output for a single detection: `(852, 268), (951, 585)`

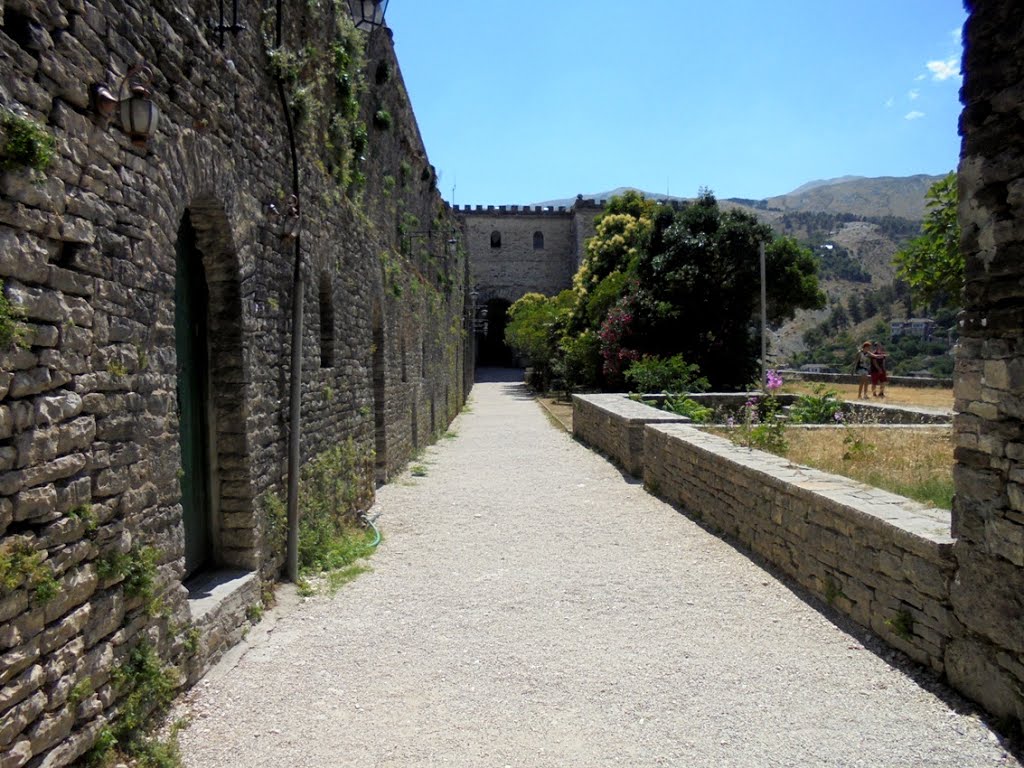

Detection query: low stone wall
(571, 394), (689, 475)
(573, 394), (956, 673)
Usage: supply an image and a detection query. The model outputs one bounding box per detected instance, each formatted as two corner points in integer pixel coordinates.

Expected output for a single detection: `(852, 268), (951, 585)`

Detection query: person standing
(854, 341), (873, 399)
(871, 342), (888, 397)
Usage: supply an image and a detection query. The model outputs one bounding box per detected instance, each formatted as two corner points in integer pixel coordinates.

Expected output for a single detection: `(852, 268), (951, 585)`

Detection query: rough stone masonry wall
(0, 0), (467, 763)
(948, 0), (1024, 728)
(459, 208), (575, 303)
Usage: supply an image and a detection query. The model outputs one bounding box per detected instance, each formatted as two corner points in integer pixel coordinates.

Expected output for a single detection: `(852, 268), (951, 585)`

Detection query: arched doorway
(478, 297), (515, 367)
(174, 201), (253, 576)
(175, 212), (213, 576)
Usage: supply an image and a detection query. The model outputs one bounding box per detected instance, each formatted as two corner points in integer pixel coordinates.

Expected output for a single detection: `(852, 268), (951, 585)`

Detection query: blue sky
(385, 1), (966, 206)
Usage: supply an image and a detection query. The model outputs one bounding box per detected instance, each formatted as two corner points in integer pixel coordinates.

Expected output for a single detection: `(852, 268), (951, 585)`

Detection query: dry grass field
(784, 426), (954, 509)
(781, 381), (953, 410)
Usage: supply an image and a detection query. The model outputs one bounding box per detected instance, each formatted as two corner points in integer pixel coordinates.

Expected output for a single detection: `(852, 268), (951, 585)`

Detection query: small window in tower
(533, 231), (544, 250)
(490, 230), (501, 248)
(319, 273), (335, 368)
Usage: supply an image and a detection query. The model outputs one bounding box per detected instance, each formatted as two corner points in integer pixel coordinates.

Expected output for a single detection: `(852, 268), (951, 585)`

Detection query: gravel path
(176, 372), (1020, 767)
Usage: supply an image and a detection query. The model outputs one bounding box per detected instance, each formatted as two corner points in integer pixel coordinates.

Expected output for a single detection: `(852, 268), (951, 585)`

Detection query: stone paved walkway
(176, 371), (1020, 767)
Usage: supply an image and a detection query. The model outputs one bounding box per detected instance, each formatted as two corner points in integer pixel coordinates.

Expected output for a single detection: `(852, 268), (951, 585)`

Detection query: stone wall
(0, 0), (468, 763)
(571, 393), (689, 476)
(456, 197), (607, 307)
(460, 207), (575, 304)
(948, 0), (1024, 728)
(780, 369), (954, 390)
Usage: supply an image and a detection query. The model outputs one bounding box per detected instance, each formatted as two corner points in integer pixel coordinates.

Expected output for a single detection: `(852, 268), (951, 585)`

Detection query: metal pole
(286, 267), (303, 582)
(760, 241), (767, 389)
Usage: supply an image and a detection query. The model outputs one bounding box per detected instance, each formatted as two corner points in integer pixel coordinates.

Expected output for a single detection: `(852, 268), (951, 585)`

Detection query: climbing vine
(263, 1), (368, 193)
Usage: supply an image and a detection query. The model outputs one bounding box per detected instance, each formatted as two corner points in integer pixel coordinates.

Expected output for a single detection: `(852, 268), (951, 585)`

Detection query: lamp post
(760, 241), (768, 389)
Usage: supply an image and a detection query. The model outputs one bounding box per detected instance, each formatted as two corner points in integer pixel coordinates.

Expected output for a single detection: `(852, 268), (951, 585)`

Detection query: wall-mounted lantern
(348, 0), (389, 32)
(91, 64), (160, 148)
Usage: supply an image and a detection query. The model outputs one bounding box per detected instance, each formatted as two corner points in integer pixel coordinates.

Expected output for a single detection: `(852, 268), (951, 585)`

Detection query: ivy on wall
(263, 0), (369, 193)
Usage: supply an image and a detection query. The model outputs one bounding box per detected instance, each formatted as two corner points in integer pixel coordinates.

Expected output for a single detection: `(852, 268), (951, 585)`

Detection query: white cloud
(951, 27), (962, 46)
(927, 58), (959, 81)
(885, 96), (894, 108)
(908, 89), (920, 101)
(915, 74), (926, 82)
(905, 111), (926, 121)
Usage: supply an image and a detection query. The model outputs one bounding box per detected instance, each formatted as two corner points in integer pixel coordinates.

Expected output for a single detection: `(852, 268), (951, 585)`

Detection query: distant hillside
(534, 175), (946, 221)
(762, 174), (947, 220)
(533, 187), (686, 208)
(786, 175), (865, 195)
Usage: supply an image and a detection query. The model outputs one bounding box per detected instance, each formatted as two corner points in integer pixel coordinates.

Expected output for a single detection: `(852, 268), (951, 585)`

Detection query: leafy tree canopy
(517, 190), (825, 392)
(894, 172), (961, 307)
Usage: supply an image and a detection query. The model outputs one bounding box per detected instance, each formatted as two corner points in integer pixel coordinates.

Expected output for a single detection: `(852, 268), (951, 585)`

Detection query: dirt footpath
(176, 372), (1018, 767)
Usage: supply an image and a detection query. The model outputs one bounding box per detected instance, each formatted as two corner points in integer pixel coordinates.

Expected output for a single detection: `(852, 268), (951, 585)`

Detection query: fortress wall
(0, 0), (467, 762)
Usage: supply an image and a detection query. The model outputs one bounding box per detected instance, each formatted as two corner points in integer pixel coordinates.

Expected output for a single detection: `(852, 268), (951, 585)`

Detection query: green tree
(558, 190), (824, 391)
(894, 172), (961, 307)
(504, 290), (574, 387)
(628, 191), (824, 389)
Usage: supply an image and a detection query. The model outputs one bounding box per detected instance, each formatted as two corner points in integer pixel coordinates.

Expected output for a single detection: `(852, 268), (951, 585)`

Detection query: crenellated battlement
(454, 203), (572, 216)
(454, 195), (687, 217)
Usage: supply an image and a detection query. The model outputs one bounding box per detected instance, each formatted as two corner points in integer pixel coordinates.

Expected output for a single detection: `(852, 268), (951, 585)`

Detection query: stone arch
(533, 230), (545, 250)
(175, 196), (255, 575)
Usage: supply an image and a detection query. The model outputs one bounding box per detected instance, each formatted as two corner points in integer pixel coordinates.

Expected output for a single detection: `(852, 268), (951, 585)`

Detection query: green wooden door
(175, 213), (213, 577)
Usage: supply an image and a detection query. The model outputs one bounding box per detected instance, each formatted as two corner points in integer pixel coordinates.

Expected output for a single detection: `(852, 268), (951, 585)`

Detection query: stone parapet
(572, 394), (690, 476)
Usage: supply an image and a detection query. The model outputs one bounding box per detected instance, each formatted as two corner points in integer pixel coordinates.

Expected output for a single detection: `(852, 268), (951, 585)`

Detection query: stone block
(0, 690), (46, 751)
(0, 738), (33, 768)
(11, 484), (58, 523)
(0, 230), (51, 283)
(26, 706), (74, 755)
(0, 663), (44, 714)
(946, 638), (1024, 724)
(41, 637), (85, 685)
(981, 514), (1024, 567)
(951, 547), (1024, 652)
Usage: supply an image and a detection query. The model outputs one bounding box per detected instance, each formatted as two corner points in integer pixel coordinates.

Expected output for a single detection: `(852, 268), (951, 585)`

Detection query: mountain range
(534, 174), (949, 221)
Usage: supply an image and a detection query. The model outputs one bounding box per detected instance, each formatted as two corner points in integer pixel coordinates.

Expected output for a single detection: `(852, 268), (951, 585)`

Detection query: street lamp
(348, 0), (389, 31)
(90, 63), (160, 147)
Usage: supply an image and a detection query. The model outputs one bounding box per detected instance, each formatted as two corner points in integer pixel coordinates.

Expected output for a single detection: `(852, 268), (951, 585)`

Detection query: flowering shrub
(598, 297), (640, 382)
(735, 371), (787, 454)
